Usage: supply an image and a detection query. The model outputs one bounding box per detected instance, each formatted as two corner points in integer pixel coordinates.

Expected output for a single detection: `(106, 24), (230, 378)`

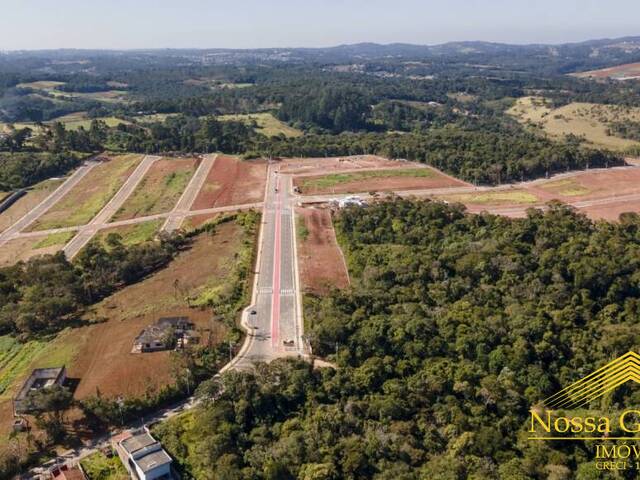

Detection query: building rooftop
(53, 466), (85, 480)
(136, 449), (172, 473)
(117, 430), (173, 475)
(121, 432), (157, 455)
(157, 316), (193, 329)
(134, 325), (167, 345)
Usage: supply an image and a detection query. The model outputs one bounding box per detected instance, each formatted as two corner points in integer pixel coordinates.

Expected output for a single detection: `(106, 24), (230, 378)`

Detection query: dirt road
(162, 154), (217, 232)
(0, 161), (98, 247)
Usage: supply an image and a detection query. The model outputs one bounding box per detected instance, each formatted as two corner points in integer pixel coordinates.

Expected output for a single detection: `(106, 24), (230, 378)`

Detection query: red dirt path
(297, 207), (350, 294)
(191, 155), (267, 210)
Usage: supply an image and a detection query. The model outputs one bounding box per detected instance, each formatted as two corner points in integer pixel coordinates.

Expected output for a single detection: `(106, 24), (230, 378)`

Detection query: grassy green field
(508, 96), (640, 151)
(32, 231), (75, 249)
(133, 113), (179, 123)
(443, 190), (539, 205)
(94, 219), (163, 248)
(0, 331), (79, 399)
(1, 112), (129, 132)
(80, 452), (128, 480)
(51, 112), (130, 130)
(0, 337), (44, 397)
(218, 112), (303, 138)
(299, 168), (434, 190)
(217, 82), (253, 89)
(538, 178), (591, 197)
(112, 159), (197, 220)
(29, 154), (142, 231)
(51, 90), (128, 103)
(16, 81), (127, 104)
(16, 80), (66, 90)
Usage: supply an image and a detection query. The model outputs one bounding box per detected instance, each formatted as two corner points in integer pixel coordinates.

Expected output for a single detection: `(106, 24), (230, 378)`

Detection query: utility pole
(117, 396), (124, 427)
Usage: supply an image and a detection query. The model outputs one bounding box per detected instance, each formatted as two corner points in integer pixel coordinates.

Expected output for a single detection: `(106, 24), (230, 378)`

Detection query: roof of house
(119, 431), (173, 473)
(121, 432), (157, 454)
(134, 325), (167, 345)
(134, 316), (194, 346)
(136, 449), (172, 473)
(58, 466), (86, 480)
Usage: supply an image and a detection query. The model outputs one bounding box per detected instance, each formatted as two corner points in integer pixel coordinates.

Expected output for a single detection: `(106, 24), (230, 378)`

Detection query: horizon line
(2, 33), (640, 54)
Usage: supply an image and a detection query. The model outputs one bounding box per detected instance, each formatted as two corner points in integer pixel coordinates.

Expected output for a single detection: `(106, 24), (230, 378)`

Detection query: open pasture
(508, 96), (640, 151)
(112, 157), (198, 221)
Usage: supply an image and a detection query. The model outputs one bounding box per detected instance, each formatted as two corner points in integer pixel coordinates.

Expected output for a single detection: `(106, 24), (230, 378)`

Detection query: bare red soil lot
(296, 207), (349, 294)
(191, 155), (266, 210)
(443, 168), (640, 221)
(536, 167), (640, 199)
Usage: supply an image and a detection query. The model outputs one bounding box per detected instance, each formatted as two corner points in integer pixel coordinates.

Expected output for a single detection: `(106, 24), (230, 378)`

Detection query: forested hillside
(3, 42), (639, 188)
(156, 199), (640, 479)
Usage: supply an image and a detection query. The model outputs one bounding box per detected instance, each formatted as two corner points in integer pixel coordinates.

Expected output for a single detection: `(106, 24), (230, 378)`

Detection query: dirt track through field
(0, 162), (97, 246)
(63, 155), (159, 258)
(162, 154), (216, 232)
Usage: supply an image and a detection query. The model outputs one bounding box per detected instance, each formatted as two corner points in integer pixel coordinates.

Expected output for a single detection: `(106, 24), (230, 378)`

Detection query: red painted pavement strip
(271, 175), (281, 349)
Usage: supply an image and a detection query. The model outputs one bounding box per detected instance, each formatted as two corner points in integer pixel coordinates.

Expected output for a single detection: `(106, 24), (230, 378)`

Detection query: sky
(0, 0), (639, 50)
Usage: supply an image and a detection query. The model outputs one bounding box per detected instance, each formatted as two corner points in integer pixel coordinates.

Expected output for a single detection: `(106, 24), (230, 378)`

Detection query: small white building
(118, 430), (173, 480)
(338, 196), (365, 208)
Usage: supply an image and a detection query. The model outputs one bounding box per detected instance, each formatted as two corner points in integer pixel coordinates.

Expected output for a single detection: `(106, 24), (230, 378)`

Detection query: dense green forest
(0, 151), (80, 190)
(256, 130), (623, 184)
(156, 199), (640, 479)
(2, 115), (624, 187)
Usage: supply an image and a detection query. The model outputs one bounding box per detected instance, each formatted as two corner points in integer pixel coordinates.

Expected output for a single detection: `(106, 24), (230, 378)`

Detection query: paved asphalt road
(233, 166), (305, 370)
(0, 161), (99, 247)
(63, 155), (159, 259)
(163, 154), (217, 232)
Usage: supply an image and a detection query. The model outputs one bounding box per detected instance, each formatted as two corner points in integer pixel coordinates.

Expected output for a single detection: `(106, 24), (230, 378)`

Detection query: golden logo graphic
(544, 351), (640, 410)
(528, 352), (640, 471)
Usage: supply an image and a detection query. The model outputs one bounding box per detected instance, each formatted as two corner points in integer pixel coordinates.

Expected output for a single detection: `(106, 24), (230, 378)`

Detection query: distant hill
(2, 36), (640, 75)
